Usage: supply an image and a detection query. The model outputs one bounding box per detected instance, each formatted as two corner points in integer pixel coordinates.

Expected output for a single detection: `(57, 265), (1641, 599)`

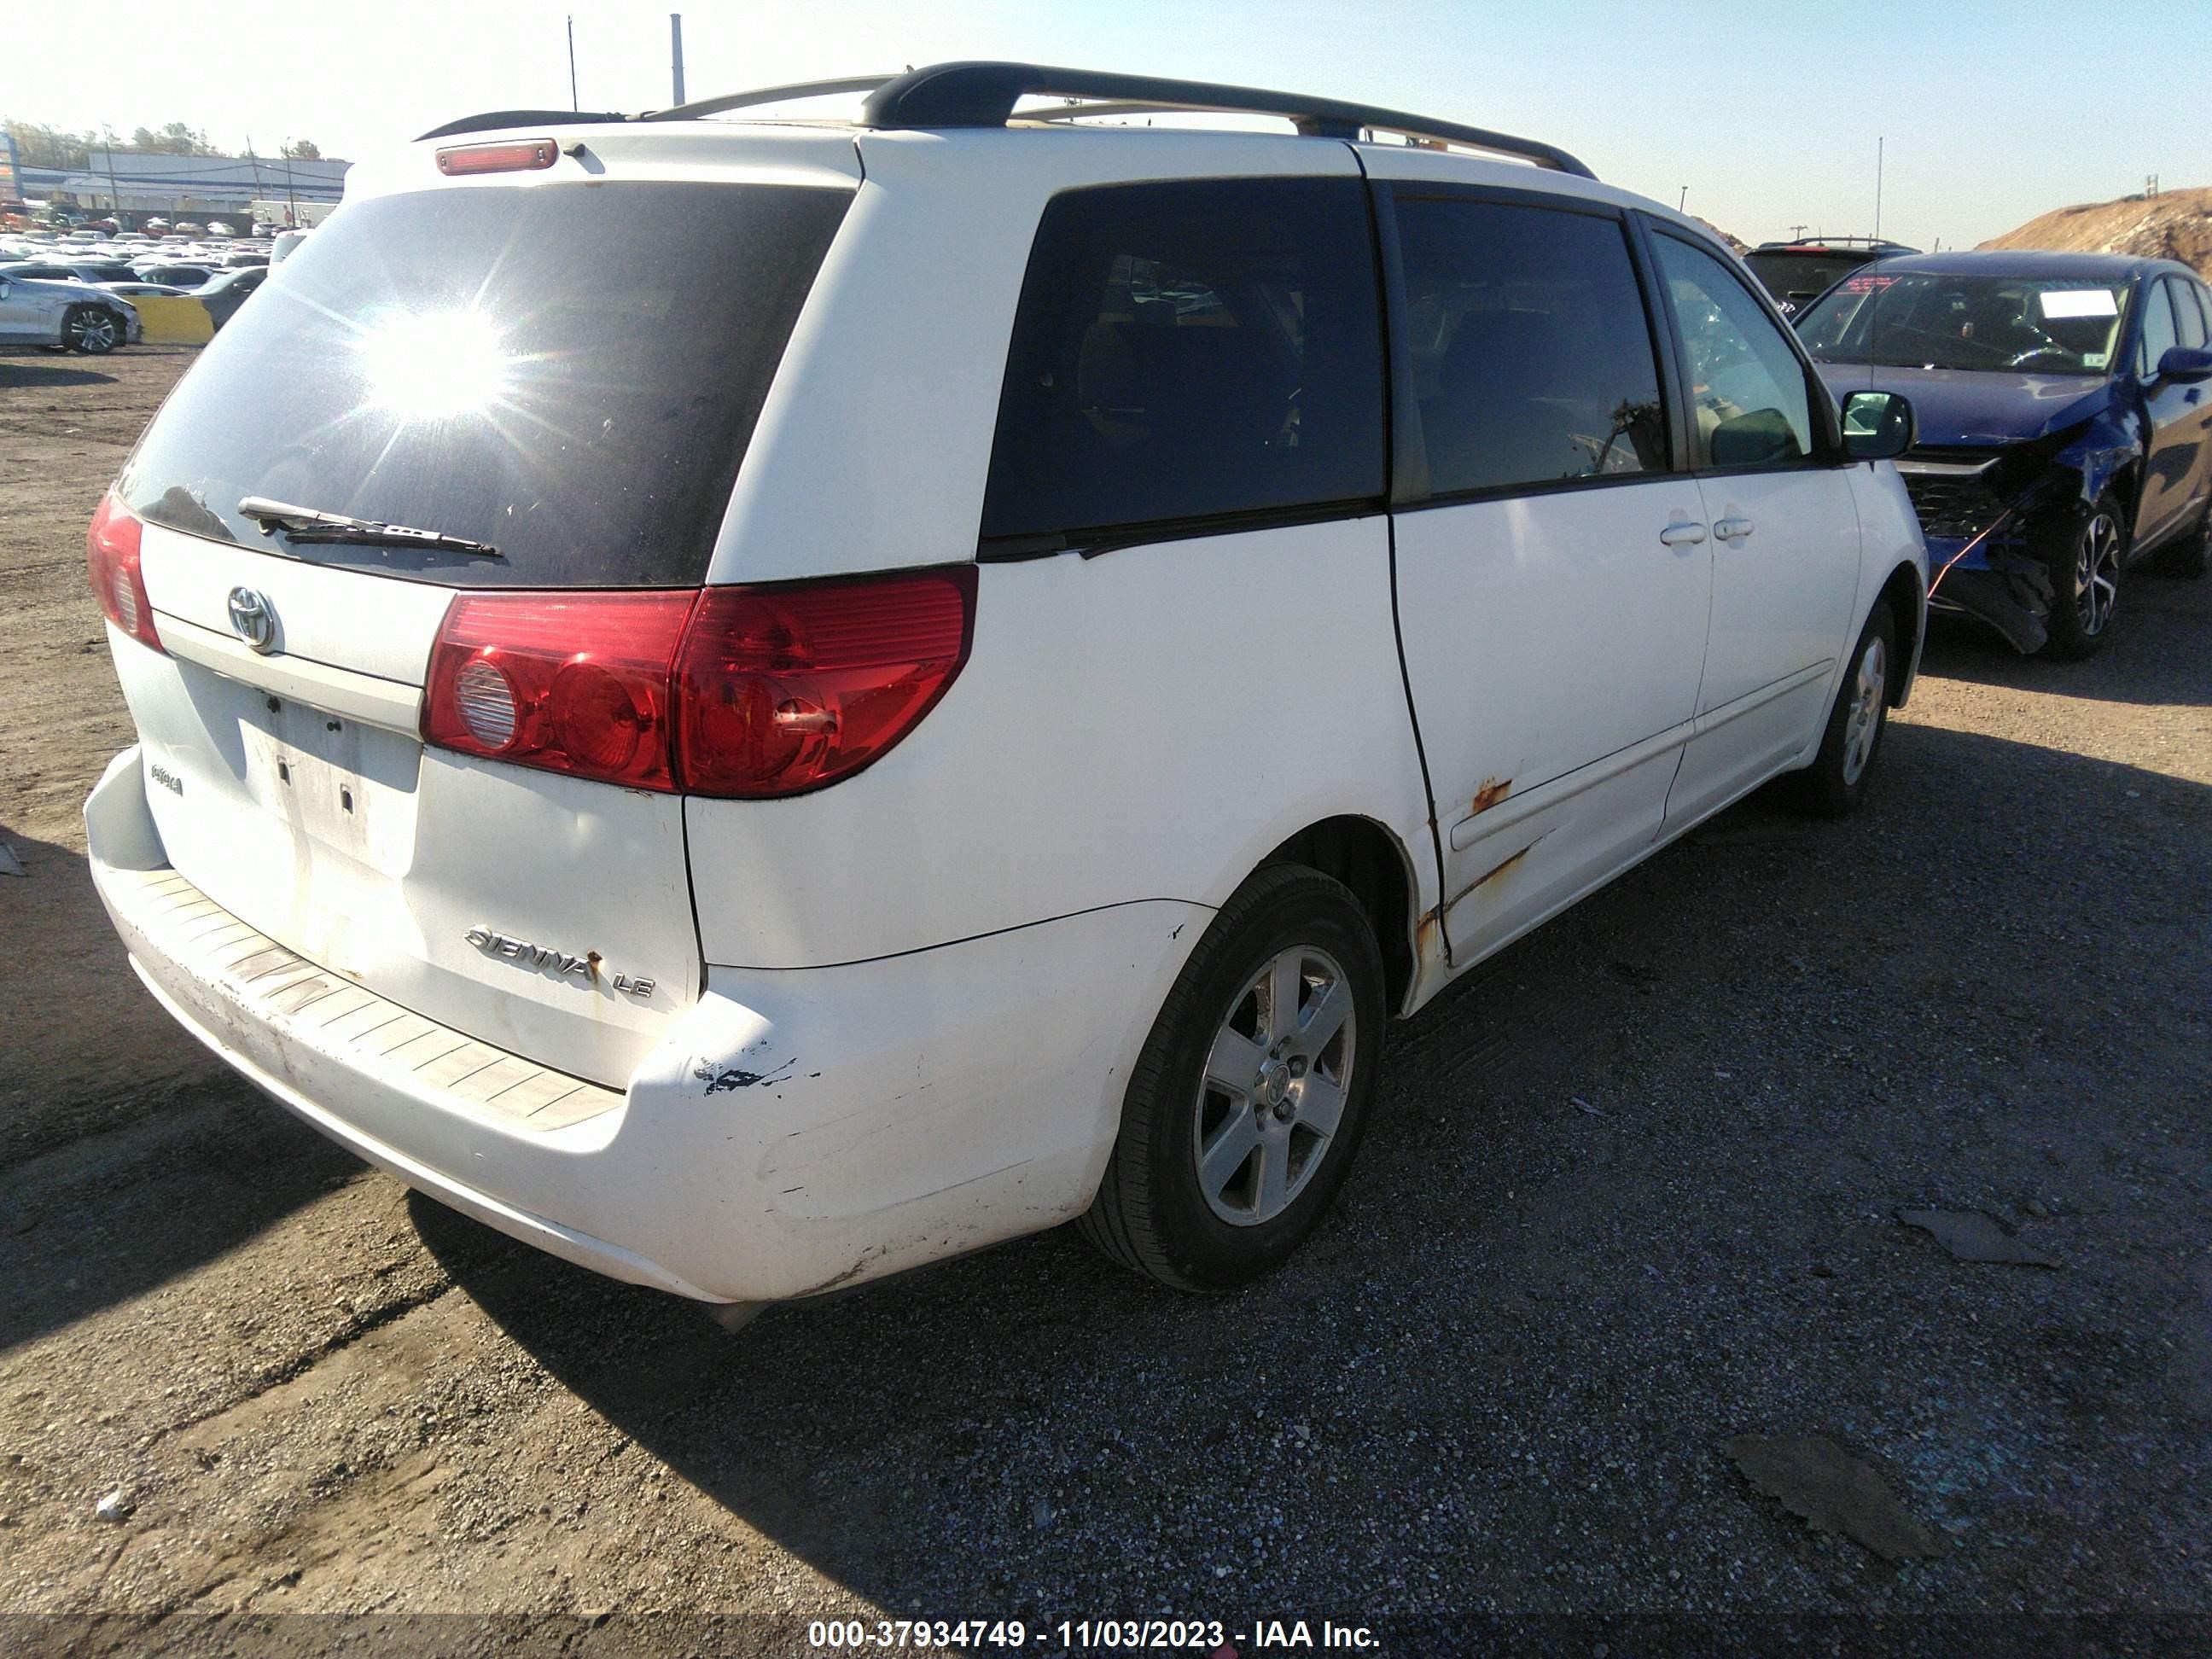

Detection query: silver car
(0, 274), (139, 353)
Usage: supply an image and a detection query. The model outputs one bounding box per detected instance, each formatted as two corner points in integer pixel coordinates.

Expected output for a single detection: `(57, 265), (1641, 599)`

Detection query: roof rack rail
(638, 74), (898, 123)
(417, 109), (631, 142)
(859, 61), (1596, 178)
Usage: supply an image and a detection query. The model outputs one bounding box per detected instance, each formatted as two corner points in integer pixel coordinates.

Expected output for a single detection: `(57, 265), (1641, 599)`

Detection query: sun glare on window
(358, 311), (511, 420)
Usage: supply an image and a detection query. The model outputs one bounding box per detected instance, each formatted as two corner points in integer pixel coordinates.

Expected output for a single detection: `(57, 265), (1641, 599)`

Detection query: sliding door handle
(1714, 516), (1756, 542)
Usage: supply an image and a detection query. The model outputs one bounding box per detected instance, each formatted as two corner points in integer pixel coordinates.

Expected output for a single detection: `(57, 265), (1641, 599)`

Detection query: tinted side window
(1394, 196), (1667, 496)
(2168, 278), (2207, 350)
(981, 178), (1384, 542)
(2137, 279), (2179, 375)
(1650, 234), (1818, 469)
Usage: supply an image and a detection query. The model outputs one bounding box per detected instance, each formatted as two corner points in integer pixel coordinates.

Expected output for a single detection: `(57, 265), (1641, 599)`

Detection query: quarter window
(980, 178), (1385, 544)
(1392, 196), (1668, 496)
(1650, 234), (1819, 469)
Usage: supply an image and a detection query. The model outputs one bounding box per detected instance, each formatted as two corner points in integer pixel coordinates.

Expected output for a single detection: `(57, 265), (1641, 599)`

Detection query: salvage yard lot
(1, 349), (2208, 1639)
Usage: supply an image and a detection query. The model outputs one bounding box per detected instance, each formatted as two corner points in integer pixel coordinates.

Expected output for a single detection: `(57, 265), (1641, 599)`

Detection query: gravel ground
(1, 349), (2208, 1656)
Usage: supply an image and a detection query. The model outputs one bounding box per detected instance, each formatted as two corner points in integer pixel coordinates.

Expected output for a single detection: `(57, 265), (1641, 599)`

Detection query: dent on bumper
(1926, 534), (2055, 655)
(85, 747), (1208, 1303)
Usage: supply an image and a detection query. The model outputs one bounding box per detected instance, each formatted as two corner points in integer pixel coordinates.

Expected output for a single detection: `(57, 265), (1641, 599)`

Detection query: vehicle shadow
(0, 360), (117, 389)
(0, 827), (352, 1352)
(1915, 564), (2212, 708)
(425, 717), (2212, 1615)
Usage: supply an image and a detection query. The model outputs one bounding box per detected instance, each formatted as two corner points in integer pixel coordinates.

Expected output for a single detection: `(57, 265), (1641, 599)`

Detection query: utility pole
(1678, 185), (1688, 212)
(281, 142), (297, 225)
(670, 13), (686, 107)
(568, 16), (579, 112)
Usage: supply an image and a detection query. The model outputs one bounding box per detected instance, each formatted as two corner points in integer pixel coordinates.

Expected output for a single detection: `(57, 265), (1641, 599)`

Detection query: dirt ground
(2, 349), (2208, 1655)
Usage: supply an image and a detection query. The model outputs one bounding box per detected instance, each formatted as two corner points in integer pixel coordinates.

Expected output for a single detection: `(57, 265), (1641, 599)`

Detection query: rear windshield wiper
(238, 496), (504, 559)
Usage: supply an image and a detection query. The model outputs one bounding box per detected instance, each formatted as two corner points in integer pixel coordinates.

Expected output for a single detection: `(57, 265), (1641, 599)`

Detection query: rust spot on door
(1470, 777), (1512, 817)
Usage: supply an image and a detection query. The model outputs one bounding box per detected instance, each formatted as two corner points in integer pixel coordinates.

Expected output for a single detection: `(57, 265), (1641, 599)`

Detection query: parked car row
(0, 245), (272, 352)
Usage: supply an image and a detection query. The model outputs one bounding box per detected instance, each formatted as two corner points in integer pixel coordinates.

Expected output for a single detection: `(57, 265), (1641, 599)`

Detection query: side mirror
(2157, 345), (2212, 385)
(1841, 388), (1916, 462)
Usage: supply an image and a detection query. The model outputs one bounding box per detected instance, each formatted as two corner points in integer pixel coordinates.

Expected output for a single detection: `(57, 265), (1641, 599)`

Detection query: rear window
(1743, 251), (1871, 309)
(120, 180), (849, 588)
(980, 177), (1385, 547)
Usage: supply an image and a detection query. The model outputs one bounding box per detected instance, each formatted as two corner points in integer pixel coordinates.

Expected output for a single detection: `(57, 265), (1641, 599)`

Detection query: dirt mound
(1978, 186), (2212, 278)
(1694, 217), (1749, 254)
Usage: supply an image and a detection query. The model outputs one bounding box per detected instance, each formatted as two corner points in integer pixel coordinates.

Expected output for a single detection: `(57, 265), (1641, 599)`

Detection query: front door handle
(1659, 521), (1708, 546)
(1714, 516), (1755, 542)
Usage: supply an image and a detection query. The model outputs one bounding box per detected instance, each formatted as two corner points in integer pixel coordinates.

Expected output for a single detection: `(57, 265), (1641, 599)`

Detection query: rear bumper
(86, 747), (1205, 1302)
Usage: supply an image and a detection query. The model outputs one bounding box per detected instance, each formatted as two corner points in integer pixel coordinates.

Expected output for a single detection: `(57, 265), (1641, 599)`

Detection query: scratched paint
(694, 1057), (798, 1094)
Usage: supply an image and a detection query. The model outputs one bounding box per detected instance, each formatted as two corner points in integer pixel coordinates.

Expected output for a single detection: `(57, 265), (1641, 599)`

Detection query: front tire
(62, 306), (121, 355)
(1794, 602), (1895, 819)
(2036, 495), (2124, 658)
(1079, 864), (1386, 1292)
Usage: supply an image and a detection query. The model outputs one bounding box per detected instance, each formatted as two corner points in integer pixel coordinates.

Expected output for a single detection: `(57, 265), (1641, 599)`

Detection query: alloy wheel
(2074, 511), (2121, 636)
(1840, 633), (1887, 786)
(67, 310), (119, 352)
(1192, 945), (1356, 1226)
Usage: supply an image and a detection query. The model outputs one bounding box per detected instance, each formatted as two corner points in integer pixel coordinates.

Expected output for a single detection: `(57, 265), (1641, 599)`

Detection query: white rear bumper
(86, 747), (1205, 1302)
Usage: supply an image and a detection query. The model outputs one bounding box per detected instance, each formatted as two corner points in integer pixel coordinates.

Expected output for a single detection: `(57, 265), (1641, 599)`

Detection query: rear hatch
(107, 142), (854, 1086)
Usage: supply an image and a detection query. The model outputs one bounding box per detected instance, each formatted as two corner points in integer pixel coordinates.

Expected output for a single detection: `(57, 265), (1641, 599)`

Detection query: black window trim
(1639, 216), (1850, 480)
(972, 172), (1393, 562)
(1377, 178), (1688, 515)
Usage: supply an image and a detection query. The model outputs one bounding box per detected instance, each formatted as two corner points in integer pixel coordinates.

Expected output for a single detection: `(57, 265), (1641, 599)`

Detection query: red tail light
(421, 567), (975, 799)
(88, 490), (162, 653)
(675, 567), (975, 798)
(422, 591), (696, 789)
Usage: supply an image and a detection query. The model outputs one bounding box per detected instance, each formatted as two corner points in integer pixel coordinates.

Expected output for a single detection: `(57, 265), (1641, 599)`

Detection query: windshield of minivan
(119, 180), (849, 588)
(1796, 271), (2130, 375)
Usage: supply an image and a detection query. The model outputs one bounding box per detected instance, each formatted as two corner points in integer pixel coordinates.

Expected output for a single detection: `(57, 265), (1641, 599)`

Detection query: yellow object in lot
(131, 295), (214, 345)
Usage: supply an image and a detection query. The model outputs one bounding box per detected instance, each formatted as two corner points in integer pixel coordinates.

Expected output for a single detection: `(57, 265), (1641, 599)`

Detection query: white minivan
(84, 65), (1926, 1315)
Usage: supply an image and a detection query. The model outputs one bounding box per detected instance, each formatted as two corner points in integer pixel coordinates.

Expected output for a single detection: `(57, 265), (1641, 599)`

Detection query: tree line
(4, 120), (324, 167)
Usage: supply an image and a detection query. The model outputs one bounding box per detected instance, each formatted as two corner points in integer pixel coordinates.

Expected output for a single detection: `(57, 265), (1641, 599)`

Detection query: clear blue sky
(14, 0), (2209, 248)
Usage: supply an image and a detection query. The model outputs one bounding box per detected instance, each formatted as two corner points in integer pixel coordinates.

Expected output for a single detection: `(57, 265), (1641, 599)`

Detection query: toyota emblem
(227, 586), (278, 653)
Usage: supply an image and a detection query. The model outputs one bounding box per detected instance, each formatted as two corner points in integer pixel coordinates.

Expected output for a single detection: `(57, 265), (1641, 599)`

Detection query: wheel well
(1259, 816), (1416, 1014)
(2107, 462), (2142, 532)
(1875, 562), (1921, 706)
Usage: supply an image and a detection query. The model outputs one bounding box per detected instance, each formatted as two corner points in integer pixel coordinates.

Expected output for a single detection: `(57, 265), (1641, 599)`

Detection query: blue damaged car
(1797, 251), (2212, 657)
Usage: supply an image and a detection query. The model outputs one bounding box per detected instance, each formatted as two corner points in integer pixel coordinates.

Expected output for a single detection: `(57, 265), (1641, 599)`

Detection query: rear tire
(2036, 494), (2124, 658)
(1793, 602), (1895, 819)
(1078, 864), (1385, 1292)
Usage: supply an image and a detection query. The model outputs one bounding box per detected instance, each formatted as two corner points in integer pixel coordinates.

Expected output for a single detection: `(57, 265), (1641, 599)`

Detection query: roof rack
(638, 75), (898, 123)
(416, 61), (1597, 180)
(1752, 236), (1917, 253)
(418, 79), (894, 143)
(860, 61), (1595, 178)
(417, 109), (632, 142)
